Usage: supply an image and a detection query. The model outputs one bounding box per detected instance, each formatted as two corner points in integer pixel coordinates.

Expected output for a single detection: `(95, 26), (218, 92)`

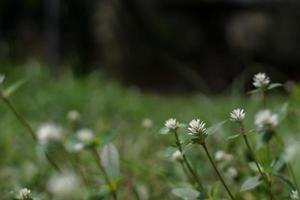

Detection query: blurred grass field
(1, 66), (300, 199)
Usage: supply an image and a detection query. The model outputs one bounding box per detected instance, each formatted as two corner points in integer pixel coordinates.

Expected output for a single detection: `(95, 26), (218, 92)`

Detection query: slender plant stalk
(201, 142), (235, 200)
(91, 147), (117, 200)
(238, 123), (274, 199)
(173, 130), (205, 192)
(1, 95), (61, 172)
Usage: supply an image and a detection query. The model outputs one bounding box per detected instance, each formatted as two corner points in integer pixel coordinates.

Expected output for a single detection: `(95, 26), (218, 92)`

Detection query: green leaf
(276, 102), (289, 123)
(240, 176), (262, 192)
(247, 88), (261, 95)
(248, 162), (264, 173)
(172, 187), (201, 200)
(159, 127), (170, 135)
(256, 131), (273, 148)
(206, 120), (227, 136)
(101, 143), (120, 181)
(226, 134), (240, 141)
(267, 83), (283, 90)
(3, 79), (28, 97)
(272, 173), (296, 190)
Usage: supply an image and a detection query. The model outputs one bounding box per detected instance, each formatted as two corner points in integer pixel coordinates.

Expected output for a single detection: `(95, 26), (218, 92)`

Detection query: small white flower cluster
(142, 118), (153, 129)
(224, 167), (238, 179)
(164, 118), (178, 130)
(188, 119), (207, 137)
(18, 188), (31, 200)
(36, 123), (64, 144)
(67, 110), (81, 122)
(253, 72), (270, 88)
(290, 190), (299, 200)
(230, 108), (246, 122)
(255, 109), (278, 131)
(47, 171), (80, 198)
(76, 129), (94, 144)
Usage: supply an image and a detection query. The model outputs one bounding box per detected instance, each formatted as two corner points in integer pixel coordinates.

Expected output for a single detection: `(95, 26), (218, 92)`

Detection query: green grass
(1, 66), (300, 199)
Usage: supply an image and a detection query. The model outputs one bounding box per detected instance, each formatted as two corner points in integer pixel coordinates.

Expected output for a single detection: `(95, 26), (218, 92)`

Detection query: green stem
(1, 95), (61, 172)
(174, 130), (204, 192)
(202, 142), (235, 200)
(91, 147), (117, 200)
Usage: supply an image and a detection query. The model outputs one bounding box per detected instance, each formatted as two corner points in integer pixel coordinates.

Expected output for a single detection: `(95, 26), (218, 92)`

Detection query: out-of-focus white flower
(254, 110), (278, 131)
(225, 167), (238, 179)
(215, 150), (234, 161)
(230, 108), (246, 122)
(18, 188), (31, 199)
(253, 72), (270, 88)
(0, 74), (5, 84)
(47, 171), (80, 198)
(188, 119), (207, 137)
(73, 143), (84, 152)
(164, 118), (178, 130)
(290, 190), (299, 200)
(36, 123), (63, 144)
(76, 129), (94, 144)
(171, 150), (183, 161)
(142, 118), (153, 129)
(67, 110), (80, 122)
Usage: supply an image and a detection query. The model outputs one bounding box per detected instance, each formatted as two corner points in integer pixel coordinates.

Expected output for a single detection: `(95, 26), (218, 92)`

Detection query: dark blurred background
(1, 0), (300, 92)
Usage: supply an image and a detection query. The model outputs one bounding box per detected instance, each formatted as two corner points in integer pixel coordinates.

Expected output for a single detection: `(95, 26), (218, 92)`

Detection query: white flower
(36, 123), (63, 144)
(18, 188), (31, 199)
(171, 150), (183, 161)
(67, 110), (80, 121)
(225, 167), (238, 179)
(284, 144), (298, 162)
(76, 129), (94, 144)
(142, 118), (153, 129)
(230, 108), (246, 122)
(165, 118), (178, 130)
(290, 190), (299, 200)
(0, 74), (5, 84)
(255, 110), (278, 130)
(188, 119), (207, 136)
(253, 72), (270, 88)
(215, 150), (234, 161)
(73, 143), (84, 152)
(47, 171), (80, 198)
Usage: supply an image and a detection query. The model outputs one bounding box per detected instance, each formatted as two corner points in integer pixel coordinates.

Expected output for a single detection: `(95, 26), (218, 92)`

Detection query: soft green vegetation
(1, 66), (300, 199)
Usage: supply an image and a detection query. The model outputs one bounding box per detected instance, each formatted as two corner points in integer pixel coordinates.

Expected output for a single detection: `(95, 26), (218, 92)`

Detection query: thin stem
(239, 123), (274, 200)
(173, 130), (204, 191)
(1, 95), (61, 172)
(201, 142), (235, 200)
(91, 147), (117, 200)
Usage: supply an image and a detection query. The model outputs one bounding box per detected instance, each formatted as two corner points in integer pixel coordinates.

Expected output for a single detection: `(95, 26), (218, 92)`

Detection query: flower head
(253, 72), (270, 88)
(142, 118), (153, 129)
(164, 118), (178, 130)
(47, 171), (80, 198)
(18, 188), (31, 200)
(215, 150), (234, 161)
(230, 108), (246, 122)
(67, 110), (80, 122)
(290, 190), (299, 200)
(76, 129), (94, 144)
(36, 123), (63, 144)
(255, 110), (278, 131)
(188, 119), (207, 141)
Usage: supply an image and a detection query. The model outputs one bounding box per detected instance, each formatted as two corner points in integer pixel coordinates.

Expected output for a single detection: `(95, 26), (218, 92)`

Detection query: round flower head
(290, 190), (299, 200)
(188, 119), (207, 139)
(171, 150), (183, 161)
(164, 118), (178, 130)
(142, 118), (153, 129)
(18, 188), (31, 200)
(47, 171), (80, 199)
(76, 129), (94, 144)
(36, 123), (63, 144)
(230, 108), (246, 122)
(67, 110), (80, 122)
(253, 72), (270, 88)
(255, 110), (278, 131)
